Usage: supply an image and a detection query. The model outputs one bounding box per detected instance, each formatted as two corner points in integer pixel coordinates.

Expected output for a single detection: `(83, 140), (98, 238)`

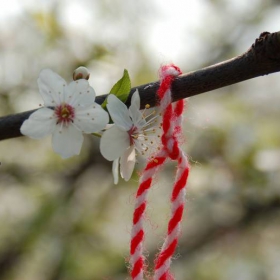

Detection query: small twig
(0, 31), (280, 141)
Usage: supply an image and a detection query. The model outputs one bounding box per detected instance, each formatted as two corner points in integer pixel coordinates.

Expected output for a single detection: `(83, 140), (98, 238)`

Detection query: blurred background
(0, 0), (280, 279)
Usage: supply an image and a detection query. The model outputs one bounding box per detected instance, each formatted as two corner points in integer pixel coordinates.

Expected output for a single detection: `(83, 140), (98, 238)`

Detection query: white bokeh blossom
(100, 90), (162, 184)
(21, 69), (109, 158)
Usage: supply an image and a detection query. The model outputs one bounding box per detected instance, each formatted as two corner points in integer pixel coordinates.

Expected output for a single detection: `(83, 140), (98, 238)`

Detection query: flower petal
(74, 103), (109, 133)
(129, 90), (143, 126)
(100, 125), (130, 161)
(37, 69), (67, 106)
(112, 158), (119, 185)
(131, 89), (140, 109)
(20, 108), (56, 139)
(107, 94), (132, 131)
(66, 79), (96, 107)
(120, 145), (136, 181)
(52, 124), (84, 158)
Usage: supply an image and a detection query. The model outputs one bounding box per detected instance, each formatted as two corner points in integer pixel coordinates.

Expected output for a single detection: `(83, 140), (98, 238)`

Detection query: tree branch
(0, 31), (280, 141)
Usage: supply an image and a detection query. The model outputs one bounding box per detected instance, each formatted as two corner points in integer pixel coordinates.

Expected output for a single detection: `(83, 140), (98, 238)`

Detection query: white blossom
(100, 90), (161, 184)
(21, 69), (109, 158)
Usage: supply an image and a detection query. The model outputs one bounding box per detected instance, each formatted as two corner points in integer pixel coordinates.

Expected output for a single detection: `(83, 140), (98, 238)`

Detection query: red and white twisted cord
(130, 64), (190, 280)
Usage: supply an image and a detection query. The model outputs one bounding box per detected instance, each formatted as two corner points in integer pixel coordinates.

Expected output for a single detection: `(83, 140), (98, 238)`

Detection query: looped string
(129, 64), (190, 280)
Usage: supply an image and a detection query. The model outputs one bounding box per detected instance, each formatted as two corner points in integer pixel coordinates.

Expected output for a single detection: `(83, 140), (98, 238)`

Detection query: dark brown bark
(0, 31), (280, 141)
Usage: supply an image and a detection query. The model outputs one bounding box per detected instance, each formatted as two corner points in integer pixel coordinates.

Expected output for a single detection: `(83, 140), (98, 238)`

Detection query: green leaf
(101, 69), (131, 109)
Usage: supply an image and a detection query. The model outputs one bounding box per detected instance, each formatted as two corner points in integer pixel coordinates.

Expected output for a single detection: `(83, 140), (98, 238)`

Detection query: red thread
(172, 168), (189, 201)
(168, 205), (184, 234)
(130, 230), (144, 254)
(137, 179), (152, 197)
(133, 203), (146, 225)
(131, 258), (144, 278)
(155, 239), (178, 269)
(129, 64), (190, 280)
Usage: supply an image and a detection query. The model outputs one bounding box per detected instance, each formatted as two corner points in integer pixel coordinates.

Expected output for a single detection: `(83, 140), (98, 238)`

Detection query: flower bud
(73, 66), (90, 81)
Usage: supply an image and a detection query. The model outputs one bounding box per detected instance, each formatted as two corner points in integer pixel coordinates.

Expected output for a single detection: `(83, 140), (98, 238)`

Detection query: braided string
(130, 64), (190, 280)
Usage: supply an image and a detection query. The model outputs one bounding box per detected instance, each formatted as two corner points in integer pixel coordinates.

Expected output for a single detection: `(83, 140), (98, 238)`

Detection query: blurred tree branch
(0, 31), (279, 141)
(0, 166), (118, 280)
(145, 196), (280, 267)
(1, 191), (279, 279)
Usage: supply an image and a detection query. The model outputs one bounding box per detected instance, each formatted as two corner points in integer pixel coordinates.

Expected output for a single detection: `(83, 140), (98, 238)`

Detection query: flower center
(128, 108), (162, 157)
(128, 126), (137, 145)
(55, 103), (75, 125)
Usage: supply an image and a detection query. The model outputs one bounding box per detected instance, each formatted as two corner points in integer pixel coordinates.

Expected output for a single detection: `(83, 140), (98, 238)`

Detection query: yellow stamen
(61, 107), (70, 118)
